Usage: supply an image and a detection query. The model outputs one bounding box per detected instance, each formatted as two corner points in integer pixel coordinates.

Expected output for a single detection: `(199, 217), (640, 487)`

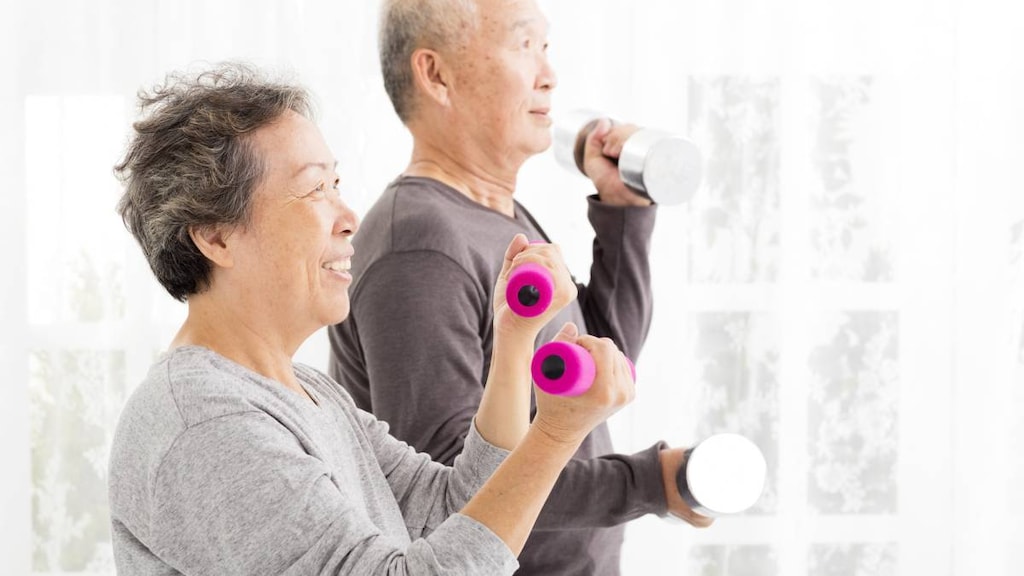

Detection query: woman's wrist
(528, 415), (587, 452)
(489, 329), (538, 370)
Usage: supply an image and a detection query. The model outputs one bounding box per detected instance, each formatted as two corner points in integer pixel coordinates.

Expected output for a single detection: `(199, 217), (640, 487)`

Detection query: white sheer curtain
(1, 1), (1020, 574)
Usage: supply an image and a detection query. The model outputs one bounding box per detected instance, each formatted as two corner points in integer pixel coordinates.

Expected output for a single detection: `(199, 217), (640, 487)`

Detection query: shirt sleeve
(532, 441), (670, 530)
(578, 195), (657, 361)
(345, 396), (512, 538)
(149, 411), (518, 576)
(340, 250), (490, 466)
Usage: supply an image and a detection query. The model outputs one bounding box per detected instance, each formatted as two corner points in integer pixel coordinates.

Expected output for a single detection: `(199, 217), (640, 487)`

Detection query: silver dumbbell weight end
(552, 109), (703, 206)
(552, 109), (603, 175)
(675, 433), (766, 517)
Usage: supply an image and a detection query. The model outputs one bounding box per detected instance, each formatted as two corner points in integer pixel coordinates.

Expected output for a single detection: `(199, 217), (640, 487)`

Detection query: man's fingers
(602, 124), (639, 159)
(583, 118), (612, 163)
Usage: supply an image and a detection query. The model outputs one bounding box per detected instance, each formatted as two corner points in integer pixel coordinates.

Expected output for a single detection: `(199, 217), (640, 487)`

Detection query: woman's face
(226, 110), (359, 336)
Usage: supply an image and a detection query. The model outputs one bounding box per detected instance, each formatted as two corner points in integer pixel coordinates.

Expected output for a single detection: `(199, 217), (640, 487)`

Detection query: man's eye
(310, 182), (326, 196)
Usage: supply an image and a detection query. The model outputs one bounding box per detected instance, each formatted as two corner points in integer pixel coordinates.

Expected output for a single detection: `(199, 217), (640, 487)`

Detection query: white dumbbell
(675, 433), (766, 517)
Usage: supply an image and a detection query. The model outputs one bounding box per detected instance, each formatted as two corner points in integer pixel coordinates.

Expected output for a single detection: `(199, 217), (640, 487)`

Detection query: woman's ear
(188, 224), (235, 269)
(410, 48), (452, 108)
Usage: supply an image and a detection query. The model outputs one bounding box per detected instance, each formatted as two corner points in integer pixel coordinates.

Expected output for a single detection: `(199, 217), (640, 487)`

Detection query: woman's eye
(305, 177), (341, 199)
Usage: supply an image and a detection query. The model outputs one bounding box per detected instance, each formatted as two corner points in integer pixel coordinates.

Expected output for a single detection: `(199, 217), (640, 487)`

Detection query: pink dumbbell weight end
(507, 262), (554, 317)
(531, 341), (636, 397)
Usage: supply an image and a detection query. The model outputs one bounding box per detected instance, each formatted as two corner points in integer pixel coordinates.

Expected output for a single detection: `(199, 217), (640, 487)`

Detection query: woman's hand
(531, 333), (636, 447)
(476, 234), (577, 451)
(492, 233), (578, 343)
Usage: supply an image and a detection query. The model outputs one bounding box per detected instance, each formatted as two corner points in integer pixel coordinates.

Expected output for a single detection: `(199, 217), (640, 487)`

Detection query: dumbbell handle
(531, 341), (635, 397)
(571, 118), (613, 175)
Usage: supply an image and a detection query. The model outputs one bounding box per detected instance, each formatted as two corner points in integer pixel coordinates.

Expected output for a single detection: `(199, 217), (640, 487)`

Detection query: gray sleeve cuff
(641, 441), (671, 517)
(420, 513), (519, 574)
(586, 194), (658, 240)
(447, 420), (511, 508)
(461, 419), (511, 476)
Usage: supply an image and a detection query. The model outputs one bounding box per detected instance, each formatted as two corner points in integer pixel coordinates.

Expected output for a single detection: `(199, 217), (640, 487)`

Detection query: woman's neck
(171, 292), (312, 401)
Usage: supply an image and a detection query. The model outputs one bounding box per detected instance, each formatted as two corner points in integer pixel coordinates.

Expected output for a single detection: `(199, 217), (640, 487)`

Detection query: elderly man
(328, 0), (712, 574)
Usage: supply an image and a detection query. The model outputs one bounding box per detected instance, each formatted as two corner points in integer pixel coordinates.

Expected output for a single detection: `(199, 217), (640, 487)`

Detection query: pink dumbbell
(531, 341), (636, 396)
(506, 242), (554, 317)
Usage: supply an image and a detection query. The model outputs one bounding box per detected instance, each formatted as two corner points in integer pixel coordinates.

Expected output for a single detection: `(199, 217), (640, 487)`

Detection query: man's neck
(405, 138), (520, 218)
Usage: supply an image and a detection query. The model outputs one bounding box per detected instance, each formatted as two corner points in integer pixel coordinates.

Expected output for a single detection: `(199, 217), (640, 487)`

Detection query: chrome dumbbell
(675, 433), (766, 517)
(553, 109), (703, 206)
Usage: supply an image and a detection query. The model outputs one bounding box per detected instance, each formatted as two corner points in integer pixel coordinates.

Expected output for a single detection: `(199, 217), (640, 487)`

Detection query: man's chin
(532, 135), (554, 155)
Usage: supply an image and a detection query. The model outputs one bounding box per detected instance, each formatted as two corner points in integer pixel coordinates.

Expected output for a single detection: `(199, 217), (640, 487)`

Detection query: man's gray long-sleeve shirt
(328, 176), (668, 575)
(108, 346), (518, 575)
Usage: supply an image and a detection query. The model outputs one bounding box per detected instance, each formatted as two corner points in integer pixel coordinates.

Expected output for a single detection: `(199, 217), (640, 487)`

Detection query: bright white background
(1, 1), (1022, 574)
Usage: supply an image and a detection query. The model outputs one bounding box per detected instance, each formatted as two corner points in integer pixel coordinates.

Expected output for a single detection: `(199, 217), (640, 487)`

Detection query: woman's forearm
(474, 332), (535, 451)
(460, 426), (582, 555)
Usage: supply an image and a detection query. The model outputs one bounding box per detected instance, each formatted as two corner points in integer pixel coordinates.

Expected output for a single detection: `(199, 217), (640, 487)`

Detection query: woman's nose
(333, 197), (359, 237)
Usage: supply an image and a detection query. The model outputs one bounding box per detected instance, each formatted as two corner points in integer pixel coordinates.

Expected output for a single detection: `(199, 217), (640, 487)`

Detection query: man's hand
(582, 119), (652, 207)
(659, 447), (715, 528)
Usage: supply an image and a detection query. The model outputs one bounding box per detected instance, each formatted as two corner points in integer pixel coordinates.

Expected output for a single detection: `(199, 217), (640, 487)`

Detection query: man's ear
(410, 48), (452, 107)
(189, 224), (235, 269)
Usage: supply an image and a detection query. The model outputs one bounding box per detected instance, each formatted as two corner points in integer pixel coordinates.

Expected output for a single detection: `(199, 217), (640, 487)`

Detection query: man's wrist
(596, 188), (654, 207)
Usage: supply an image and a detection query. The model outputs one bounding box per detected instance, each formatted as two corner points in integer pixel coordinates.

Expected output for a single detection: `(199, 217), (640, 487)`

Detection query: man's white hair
(378, 0), (479, 123)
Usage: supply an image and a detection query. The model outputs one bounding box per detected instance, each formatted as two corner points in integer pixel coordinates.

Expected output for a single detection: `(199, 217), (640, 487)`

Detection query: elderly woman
(107, 63), (635, 576)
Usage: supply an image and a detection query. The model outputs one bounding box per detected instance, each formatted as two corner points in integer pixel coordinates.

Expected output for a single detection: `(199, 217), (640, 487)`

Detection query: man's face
(448, 0), (557, 162)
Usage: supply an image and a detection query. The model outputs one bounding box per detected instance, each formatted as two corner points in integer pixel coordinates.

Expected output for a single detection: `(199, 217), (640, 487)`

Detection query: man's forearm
(583, 198), (656, 359)
(530, 442), (668, 529)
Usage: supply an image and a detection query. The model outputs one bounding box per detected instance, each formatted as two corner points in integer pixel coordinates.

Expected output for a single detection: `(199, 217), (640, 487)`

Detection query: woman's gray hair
(379, 0), (479, 123)
(114, 62), (313, 301)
